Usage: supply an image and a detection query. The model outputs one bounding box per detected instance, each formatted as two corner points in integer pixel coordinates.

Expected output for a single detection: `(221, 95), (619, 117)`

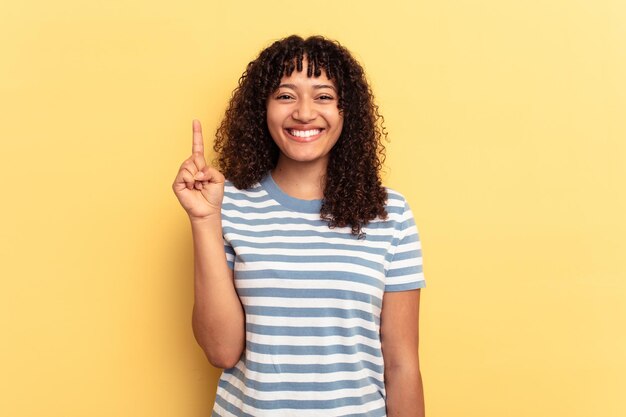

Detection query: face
(266, 65), (344, 168)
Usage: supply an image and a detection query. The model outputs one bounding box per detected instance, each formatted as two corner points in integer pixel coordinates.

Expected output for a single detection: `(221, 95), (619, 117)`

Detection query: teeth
(289, 129), (321, 138)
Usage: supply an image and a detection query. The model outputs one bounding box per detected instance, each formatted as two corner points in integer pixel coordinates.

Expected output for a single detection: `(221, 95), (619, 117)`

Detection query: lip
(284, 128), (325, 143)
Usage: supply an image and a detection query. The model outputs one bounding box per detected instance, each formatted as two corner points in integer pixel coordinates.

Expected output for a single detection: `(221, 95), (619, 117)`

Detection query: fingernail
(195, 172), (204, 179)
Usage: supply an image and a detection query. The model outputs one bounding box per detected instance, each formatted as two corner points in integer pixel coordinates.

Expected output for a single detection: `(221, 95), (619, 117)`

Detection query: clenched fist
(172, 120), (225, 220)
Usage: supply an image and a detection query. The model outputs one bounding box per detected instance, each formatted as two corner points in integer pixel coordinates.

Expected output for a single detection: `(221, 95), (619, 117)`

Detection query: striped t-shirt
(212, 173), (425, 417)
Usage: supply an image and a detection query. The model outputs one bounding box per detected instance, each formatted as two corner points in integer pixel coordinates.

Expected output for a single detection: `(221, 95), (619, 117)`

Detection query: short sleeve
(385, 199), (426, 292)
(224, 236), (235, 270)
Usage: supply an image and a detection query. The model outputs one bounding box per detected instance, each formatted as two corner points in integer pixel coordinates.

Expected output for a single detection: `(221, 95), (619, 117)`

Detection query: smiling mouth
(285, 128), (324, 142)
(287, 128), (322, 138)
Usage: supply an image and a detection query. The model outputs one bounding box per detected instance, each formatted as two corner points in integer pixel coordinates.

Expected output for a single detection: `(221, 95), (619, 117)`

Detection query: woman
(172, 35), (426, 417)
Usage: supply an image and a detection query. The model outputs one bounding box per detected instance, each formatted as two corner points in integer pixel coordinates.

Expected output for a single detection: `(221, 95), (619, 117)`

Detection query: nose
(292, 98), (316, 122)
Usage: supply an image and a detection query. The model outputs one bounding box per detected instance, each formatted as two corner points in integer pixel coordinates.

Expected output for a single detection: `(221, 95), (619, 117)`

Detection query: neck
(271, 156), (328, 200)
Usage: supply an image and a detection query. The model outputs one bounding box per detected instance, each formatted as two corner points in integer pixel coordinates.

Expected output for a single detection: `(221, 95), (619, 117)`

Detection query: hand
(172, 120), (225, 220)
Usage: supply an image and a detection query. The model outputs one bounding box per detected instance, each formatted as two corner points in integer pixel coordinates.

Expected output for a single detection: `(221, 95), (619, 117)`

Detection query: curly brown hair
(214, 35), (388, 237)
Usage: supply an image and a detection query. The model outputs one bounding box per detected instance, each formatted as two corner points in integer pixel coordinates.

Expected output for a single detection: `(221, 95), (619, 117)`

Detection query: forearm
(385, 363), (425, 417)
(190, 215), (245, 368)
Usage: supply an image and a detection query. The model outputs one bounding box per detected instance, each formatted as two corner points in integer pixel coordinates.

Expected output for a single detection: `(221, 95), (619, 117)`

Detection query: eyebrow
(278, 83), (337, 92)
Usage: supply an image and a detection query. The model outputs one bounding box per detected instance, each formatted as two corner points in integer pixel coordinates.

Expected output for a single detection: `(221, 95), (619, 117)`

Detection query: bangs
(281, 52), (334, 80)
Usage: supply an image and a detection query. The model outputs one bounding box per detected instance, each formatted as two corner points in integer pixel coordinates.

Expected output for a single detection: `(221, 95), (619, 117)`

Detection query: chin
(289, 156), (322, 163)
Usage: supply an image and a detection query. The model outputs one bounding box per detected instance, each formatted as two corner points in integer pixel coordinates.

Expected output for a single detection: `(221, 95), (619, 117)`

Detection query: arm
(173, 120), (245, 369)
(190, 216), (245, 369)
(380, 289), (424, 417)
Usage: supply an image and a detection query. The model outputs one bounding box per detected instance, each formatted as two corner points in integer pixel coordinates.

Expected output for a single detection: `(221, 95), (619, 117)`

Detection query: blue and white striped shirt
(212, 173), (425, 417)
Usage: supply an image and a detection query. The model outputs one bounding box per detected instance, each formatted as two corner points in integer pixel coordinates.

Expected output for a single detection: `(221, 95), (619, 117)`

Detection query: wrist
(189, 213), (222, 226)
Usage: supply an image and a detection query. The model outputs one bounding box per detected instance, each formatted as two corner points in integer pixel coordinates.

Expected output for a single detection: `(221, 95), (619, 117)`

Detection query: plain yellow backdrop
(1, 0), (624, 416)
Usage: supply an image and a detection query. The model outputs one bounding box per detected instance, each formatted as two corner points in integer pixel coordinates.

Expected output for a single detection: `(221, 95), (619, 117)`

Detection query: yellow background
(1, 0), (624, 416)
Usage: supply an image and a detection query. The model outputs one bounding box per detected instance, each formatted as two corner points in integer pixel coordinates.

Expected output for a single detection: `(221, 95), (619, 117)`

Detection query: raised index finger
(192, 119), (204, 156)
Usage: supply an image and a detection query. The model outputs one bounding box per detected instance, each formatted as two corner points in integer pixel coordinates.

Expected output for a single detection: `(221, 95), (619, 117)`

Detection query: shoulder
(383, 186), (412, 216)
(223, 179), (265, 198)
(377, 186), (421, 235)
(221, 179), (274, 215)
(384, 186), (408, 205)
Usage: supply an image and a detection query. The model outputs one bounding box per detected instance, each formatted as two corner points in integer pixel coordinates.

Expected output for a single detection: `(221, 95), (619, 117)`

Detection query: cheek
(332, 116), (344, 137)
(323, 109), (343, 128)
(266, 112), (282, 135)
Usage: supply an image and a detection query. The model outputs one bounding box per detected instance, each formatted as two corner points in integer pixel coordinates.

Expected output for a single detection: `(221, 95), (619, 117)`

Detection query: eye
(317, 94), (335, 101)
(275, 93), (294, 100)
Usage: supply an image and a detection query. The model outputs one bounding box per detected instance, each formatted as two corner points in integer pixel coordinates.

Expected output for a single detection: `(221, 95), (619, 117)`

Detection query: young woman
(172, 35), (426, 417)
